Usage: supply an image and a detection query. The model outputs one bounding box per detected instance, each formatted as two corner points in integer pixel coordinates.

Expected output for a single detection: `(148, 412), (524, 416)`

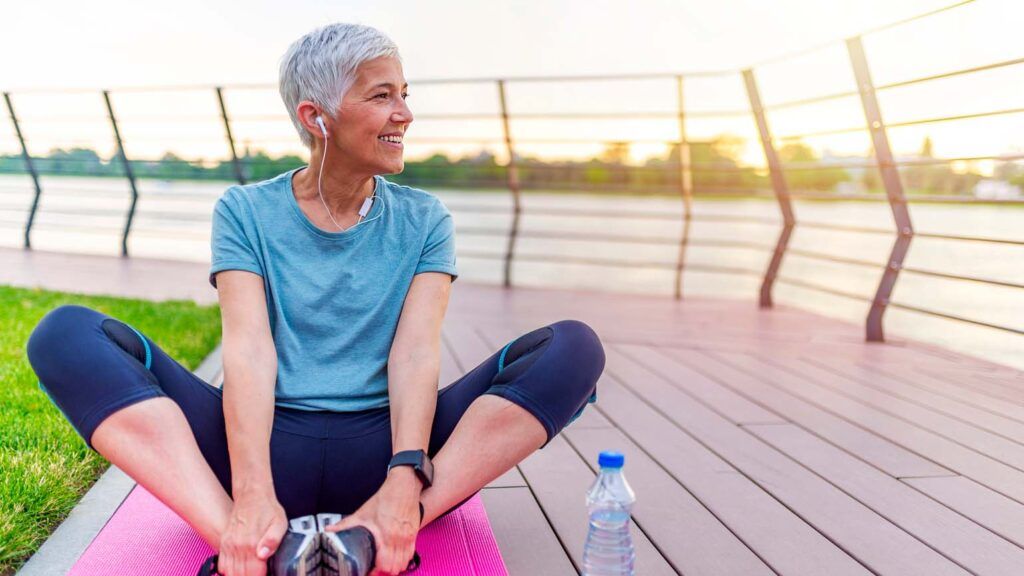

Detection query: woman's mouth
(378, 134), (403, 149)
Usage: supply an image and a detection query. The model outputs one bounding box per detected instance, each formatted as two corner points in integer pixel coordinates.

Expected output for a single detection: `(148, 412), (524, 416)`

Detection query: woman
(26, 23), (603, 576)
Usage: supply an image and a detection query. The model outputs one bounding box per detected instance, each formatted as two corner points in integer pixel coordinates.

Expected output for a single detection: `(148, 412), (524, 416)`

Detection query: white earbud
(316, 116), (327, 138)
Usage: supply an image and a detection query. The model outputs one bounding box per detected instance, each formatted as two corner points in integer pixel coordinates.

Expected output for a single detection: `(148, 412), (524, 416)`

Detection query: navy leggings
(26, 304), (604, 519)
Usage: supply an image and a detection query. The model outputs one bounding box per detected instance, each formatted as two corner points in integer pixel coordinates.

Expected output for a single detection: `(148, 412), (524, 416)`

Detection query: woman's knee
(27, 304), (168, 448)
(552, 319), (603, 353)
(551, 318), (606, 382)
(29, 304), (153, 373)
(27, 304), (102, 378)
(487, 319), (605, 441)
(549, 319), (605, 426)
(27, 304), (157, 401)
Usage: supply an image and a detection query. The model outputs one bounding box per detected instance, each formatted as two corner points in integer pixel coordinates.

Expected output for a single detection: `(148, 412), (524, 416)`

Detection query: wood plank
(799, 357), (1024, 451)
(480, 487), (577, 576)
(591, 372), (872, 575)
(444, 323), (500, 370)
(517, 435), (677, 575)
(869, 360), (1024, 409)
(914, 361), (1024, 381)
(756, 353), (1024, 472)
(564, 426), (774, 575)
(614, 344), (785, 425)
(747, 423), (1024, 576)
(605, 347), (968, 576)
(697, 351), (1024, 504)
(566, 405), (615, 429)
(899, 359), (1024, 408)
(486, 466), (528, 489)
(439, 329), (463, 388)
(922, 365), (1024, 401)
(975, 372), (1024, 389)
(904, 475), (1024, 549)
(820, 356), (1024, 426)
(653, 346), (951, 478)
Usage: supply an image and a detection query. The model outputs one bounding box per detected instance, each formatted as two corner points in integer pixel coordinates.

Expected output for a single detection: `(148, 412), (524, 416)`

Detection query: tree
(599, 141), (630, 165)
(777, 141), (849, 192)
(45, 147), (107, 175)
(920, 136), (934, 158)
(658, 136), (763, 192)
(899, 136), (982, 195)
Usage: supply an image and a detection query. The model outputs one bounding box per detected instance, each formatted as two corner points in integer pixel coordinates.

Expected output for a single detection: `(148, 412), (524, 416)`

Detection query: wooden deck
(10, 247), (1024, 575)
(443, 283), (1024, 576)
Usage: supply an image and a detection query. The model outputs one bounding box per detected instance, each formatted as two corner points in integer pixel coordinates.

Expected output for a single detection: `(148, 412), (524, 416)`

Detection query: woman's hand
(328, 469), (423, 575)
(218, 491), (288, 576)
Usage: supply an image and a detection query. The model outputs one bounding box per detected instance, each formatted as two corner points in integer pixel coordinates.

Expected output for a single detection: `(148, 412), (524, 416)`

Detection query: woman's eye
(401, 93), (409, 100)
(374, 93), (388, 99)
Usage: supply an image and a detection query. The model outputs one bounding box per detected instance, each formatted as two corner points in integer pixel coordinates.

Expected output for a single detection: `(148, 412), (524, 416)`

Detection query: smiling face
(329, 56), (412, 175)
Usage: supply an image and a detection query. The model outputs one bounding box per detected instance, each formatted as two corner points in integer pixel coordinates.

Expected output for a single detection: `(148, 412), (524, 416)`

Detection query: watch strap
(389, 449), (433, 488)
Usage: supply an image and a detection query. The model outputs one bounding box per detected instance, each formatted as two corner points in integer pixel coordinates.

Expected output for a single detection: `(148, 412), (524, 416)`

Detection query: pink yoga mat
(69, 486), (508, 575)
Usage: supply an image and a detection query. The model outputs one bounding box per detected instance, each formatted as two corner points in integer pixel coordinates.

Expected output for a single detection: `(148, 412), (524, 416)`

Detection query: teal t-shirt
(209, 168), (458, 412)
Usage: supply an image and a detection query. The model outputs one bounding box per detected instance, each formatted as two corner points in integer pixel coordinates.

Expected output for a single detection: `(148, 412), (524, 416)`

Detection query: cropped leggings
(26, 304), (605, 519)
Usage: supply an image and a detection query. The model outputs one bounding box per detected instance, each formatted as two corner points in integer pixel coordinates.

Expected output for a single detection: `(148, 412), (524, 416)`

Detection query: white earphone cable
(316, 125), (385, 231)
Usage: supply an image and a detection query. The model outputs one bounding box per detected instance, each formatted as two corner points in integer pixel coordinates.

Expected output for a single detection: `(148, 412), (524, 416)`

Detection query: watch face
(422, 454), (434, 483)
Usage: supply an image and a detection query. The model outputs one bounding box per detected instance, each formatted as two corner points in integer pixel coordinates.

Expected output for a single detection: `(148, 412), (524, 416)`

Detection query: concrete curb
(16, 343), (223, 576)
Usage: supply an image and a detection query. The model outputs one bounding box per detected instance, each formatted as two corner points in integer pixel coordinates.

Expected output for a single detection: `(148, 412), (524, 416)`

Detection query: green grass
(0, 286), (221, 574)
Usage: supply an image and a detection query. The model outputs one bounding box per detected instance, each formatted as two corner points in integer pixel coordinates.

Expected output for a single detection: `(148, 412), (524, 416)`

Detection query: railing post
(4, 92), (43, 249)
(673, 75), (694, 300)
(497, 79), (522, 288)
(215, 87), (246, 185)
(743, 69), (795, 308)
(847, 36), (914, 342)
(103, 90), (139, 257)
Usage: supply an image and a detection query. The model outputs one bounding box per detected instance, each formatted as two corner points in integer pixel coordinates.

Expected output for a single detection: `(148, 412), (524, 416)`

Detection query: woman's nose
(394, 100), (413, 124)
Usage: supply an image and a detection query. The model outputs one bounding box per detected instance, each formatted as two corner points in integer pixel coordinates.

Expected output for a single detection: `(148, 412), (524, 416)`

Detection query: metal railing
(1, 0), (1021, 345)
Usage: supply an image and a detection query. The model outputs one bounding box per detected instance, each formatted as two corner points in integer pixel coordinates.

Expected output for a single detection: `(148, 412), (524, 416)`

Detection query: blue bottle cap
(598, 450), (624, 468)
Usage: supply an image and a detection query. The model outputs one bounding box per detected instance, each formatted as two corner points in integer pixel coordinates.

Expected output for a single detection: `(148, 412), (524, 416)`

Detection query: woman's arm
(219, 269), (278, 496)
(387, 271), (452, 458)
(329, 272), (452, 575)
(216, 270), (287, 576)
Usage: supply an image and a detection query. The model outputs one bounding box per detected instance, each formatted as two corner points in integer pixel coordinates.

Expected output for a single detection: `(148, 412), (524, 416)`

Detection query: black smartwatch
(387, 449), (434, 489)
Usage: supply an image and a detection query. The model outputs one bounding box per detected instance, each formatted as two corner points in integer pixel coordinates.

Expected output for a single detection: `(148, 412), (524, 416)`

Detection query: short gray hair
(279, 23), (401, 148)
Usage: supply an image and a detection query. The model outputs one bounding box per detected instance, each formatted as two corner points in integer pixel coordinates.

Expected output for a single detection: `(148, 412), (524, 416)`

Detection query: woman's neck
(293, 156), (375, 218)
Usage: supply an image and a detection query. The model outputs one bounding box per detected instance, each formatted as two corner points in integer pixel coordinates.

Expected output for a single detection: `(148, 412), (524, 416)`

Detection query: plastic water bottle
(582, 451), (636, 576)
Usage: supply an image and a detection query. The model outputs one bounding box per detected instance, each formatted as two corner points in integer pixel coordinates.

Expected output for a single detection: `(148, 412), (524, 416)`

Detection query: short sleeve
(209, 191), (263, 288)
(414, 201), (458, 281)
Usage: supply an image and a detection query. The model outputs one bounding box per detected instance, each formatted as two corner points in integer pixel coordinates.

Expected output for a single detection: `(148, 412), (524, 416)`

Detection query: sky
(1, 0), (1021, 168)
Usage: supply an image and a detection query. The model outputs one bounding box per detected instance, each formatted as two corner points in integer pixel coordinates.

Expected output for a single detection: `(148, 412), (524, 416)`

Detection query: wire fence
(1, 0), (1021, 345)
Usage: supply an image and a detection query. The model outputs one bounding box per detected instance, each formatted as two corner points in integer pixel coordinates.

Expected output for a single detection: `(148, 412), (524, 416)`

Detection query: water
(0, 174), (1020, 369)
(583, 451), (636, 576)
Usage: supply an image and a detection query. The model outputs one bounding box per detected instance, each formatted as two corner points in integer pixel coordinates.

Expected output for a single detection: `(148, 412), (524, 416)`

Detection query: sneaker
(198, 509), (423, 576)
(316, 512), (422, 575)
(196, 554), (220, 576)
(195, 514), (331, 576)
(316, 513), (376, 576)
(269, 515), (321, 576)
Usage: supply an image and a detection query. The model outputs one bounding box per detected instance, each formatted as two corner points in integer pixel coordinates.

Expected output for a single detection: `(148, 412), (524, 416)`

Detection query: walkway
(12, 247), (1024, 575)
(0, 247), (216, 304)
